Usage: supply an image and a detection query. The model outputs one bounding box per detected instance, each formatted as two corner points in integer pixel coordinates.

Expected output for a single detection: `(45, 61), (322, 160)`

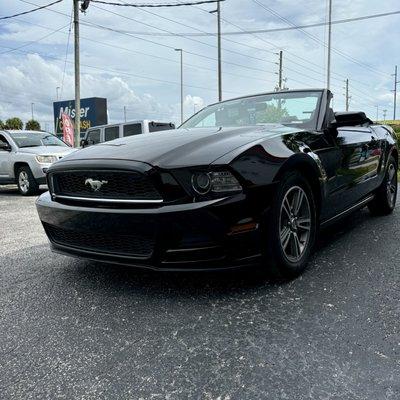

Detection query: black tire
(261, 171), (317, 279)
(16, 166), (39, 196)
(368, 156), (398, 216)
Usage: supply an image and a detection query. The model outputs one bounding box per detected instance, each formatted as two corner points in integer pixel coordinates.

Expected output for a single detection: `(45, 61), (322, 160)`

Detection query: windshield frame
(8, 131), (69, 149)
(180, 89), (326, 131)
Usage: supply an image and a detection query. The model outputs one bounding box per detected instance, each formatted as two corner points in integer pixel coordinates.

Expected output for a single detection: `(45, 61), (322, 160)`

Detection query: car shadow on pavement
(68, 207), (372, 297)
(0, 185), (47, 197)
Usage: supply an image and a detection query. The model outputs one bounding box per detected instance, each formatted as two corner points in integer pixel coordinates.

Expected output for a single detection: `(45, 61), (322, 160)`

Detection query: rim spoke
(292, 190), (304, 216)
(281, 226), (291, 249)
(297, 218), (311, 231)
(292, 233), (300, 258)
(282, 197), (291, 217)
(388, 166), (395, 181)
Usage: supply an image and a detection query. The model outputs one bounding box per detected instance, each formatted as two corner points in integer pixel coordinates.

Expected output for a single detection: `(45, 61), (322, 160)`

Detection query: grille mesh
(44, 223), (155, 258)
(52, 171), (162, 200)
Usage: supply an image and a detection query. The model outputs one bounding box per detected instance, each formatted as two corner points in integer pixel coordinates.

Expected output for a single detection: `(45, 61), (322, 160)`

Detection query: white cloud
(0, 53), (204, 128)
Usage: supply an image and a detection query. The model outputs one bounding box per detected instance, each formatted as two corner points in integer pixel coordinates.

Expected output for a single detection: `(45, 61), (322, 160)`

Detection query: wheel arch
(274, 154), (324, 217)
(389, 146), (398, 166)
(13, 162), (30, 178)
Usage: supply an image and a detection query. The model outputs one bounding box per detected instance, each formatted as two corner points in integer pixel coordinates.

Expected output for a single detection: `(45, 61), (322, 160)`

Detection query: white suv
(81, 120), (175, 147)
(0, 130), (76, 196)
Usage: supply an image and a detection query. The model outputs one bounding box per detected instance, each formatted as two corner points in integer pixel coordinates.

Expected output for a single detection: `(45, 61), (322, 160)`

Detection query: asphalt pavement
(1, 184), (400, 399)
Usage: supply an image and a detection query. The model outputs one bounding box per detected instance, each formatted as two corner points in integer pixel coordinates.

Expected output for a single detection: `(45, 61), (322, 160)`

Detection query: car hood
(59, 125), (302, 168)
(18, 145), (76, 156)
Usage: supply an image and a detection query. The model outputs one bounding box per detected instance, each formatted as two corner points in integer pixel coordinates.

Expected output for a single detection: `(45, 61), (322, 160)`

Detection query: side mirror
(80, 139), (88, 148)
(0, 142), (11, 151)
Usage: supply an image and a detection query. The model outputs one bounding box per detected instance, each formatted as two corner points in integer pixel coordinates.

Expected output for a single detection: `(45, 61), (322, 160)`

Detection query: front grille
(52, 170), (162, 201)
(44, 223), (155, 258)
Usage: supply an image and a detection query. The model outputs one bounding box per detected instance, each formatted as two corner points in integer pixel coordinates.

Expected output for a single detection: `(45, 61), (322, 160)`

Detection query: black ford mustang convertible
(37, 89), (398, 278)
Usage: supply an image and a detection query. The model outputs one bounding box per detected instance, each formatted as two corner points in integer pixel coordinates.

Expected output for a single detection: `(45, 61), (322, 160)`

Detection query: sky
(0, 0), (399, 131)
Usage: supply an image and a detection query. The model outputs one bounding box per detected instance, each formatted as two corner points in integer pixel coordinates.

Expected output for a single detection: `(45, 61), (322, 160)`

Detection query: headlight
(36, 155), (58, 164)
(191, 172), (211, 194)
(191, 171), (242, 195)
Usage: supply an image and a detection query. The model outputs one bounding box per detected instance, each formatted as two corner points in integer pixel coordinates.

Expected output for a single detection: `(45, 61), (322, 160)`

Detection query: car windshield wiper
(18, 144), (41, 148)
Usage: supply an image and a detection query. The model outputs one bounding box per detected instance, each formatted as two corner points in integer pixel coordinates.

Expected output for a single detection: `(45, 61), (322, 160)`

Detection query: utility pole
(210, 1), (222, 101)
(344, 79), (350, 111)
(278, 50), (283, 90)
(175, 49), (184, 124)
(56, 86), (60, 101)
(326, 0), (332, 90)
(375, 105), (379, 122)
(73, 0), (81, 147)
(31, 103), (34, 120)
(383, 109), (387, 122)
(124, 106), (127, 122)
(392, 65), (399, 120)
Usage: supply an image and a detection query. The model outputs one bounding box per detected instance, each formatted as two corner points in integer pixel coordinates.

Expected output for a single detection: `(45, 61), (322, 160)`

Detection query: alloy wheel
(19, 171), (30, 194)
(386, 163), (397, 207)
(279, 186), (311, 263)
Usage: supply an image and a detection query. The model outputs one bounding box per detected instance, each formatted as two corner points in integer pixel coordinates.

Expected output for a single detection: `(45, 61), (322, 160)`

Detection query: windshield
(9, 132), (68, 148)
(181, 91), (322, 130)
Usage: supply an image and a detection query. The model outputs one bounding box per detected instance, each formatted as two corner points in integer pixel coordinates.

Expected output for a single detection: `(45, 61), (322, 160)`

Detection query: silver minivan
(81, 120), (175, 148)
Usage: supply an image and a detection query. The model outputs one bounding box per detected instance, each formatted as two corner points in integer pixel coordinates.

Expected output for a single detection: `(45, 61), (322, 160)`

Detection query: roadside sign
(61, 113), (75, 147)
(53, 97), (108, 137)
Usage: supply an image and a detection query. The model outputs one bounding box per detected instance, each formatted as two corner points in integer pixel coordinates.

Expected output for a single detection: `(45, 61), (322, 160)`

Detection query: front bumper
(36, 191), (264, 271)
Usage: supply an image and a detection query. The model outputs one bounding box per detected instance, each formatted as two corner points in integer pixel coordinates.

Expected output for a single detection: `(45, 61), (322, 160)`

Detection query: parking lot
(1, 185), (400, 399)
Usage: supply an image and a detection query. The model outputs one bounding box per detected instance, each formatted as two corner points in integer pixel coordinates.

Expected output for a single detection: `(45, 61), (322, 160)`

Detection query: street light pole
(175, 49), (184, 124)
(73, 0), (81, 147)
(326, 0), (332, 90)
(56, 86), (60, 101)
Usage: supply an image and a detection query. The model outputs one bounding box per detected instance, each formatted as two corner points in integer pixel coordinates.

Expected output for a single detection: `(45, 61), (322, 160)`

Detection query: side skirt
(320, 194), (375, 228)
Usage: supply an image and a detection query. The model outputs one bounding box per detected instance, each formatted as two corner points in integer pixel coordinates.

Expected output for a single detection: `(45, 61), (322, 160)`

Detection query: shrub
(5, 117), (23, 130)
(0, 120), (4, 129)
(25, 119), (41, 131)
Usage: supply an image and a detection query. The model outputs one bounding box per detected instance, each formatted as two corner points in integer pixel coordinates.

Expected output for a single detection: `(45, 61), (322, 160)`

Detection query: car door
(332, 126), (382, 207)
(0, 133), (12, 181)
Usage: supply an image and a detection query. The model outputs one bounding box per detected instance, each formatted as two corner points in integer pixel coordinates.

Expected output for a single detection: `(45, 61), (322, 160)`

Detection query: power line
(101, 9), (400, 36)
(9, 17), (278, 86)
(18, 0), (278, 77)
(0, 0), (63, 20)
(90, 4), (277, 67)
(118, 1), (278, 59)
(90, 0), (224, 7)
(0, 23), (69, 54)
(0, 44), (242, 95)
(252, 0), (390, 78)
(184, 0), (383, 92)
(60, 8), (74, 99)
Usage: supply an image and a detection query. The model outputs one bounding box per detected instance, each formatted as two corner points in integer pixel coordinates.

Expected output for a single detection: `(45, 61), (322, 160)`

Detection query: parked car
(36, 89), (398, 278)
(0, 130), (76, 196)
(81, 120), (175, 147)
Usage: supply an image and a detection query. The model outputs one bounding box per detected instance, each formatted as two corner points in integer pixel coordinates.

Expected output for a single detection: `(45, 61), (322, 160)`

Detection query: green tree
(256, 103), (290, 124)
(5, 117), (23, 130)
(0, 120), (4, 129)
(25, 119), (41, 131)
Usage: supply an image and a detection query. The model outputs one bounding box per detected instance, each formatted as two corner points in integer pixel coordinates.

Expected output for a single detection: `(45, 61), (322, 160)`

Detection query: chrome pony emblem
(85, 178), (108, 192)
